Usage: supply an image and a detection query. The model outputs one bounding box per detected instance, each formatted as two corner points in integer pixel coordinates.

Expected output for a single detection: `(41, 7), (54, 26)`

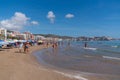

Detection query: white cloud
(0, 12), (39, 30)
(47, 11), (55, 23)
(31, 21), (39, 25)
(65, 14), (74, 19)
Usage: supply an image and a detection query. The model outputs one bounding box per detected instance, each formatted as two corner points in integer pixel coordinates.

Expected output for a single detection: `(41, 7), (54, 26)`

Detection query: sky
(0, 0), (120, 38)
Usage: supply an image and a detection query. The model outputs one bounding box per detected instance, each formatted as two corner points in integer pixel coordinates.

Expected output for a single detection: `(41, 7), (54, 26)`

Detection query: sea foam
(53, 70), (88, 80)
(84, 47), (97, 50)
(103, 56), (120, 60)
(111, 46), (118, 48)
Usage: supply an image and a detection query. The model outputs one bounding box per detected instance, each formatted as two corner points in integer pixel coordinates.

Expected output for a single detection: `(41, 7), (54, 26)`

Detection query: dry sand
(0, 45), (76, 80)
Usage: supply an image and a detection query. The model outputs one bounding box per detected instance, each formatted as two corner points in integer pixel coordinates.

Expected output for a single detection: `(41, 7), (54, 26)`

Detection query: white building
(34, 35), (46, 40)
(16, 34), (27, 40)
(0, 28), (7, 40)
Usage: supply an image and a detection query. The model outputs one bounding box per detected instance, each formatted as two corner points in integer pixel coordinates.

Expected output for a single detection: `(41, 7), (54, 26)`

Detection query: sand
(1, 45), (114, 80)
(0, 45), (76, 80)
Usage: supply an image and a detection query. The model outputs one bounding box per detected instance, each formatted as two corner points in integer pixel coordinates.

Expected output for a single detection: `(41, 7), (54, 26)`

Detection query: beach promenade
(0, 45), (76, 80)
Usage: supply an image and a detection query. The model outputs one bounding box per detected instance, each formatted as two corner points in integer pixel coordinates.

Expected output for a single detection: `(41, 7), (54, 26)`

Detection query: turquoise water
(34, 41), (120, 80)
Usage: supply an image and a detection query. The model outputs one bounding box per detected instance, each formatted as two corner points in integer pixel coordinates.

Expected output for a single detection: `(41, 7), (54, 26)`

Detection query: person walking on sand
(18, 42), (23, 53)
(24, 42), (30, 53)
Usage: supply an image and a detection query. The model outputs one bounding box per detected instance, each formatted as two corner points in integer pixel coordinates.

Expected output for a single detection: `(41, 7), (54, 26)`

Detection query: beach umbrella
(13, 39), (18, 42)
(0, 40), (9, 45)
(38, 40), (43, 43)
(8, 41), (15, 43)
(6, 40), (15, 43)
(18, 40), (27, 42)
(22, 40), (27, 42)
(27, 40), (32, 42)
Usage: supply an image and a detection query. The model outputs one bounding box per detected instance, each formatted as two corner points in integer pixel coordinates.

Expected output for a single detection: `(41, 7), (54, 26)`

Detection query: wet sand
(0, 45), (76, 80)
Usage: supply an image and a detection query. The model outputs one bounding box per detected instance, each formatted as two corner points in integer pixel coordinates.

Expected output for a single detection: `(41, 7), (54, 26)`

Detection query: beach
(0, 41), (120, 80)
(0, 45), (76, 80)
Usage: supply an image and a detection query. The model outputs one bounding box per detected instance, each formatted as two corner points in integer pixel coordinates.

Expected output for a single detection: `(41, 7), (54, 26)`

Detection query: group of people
(17, 41), (88, 54)
(52, 42), (58, 49)
(18, 42), (30, 53)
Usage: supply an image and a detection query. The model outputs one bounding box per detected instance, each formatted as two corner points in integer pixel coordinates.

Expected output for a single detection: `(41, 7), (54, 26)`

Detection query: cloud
(0, 12), (38, 30)
(31, 21), (39, 25)
(65, 14), (74, 19)
(47, 11), (55, 23)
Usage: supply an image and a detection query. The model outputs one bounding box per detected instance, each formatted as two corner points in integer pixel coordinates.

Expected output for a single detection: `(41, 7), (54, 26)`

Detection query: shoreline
(0, 44), (117, 80)
(32, 45), (120, 80)
(30, 46), (89, 80)
(0, 45), (77, 80)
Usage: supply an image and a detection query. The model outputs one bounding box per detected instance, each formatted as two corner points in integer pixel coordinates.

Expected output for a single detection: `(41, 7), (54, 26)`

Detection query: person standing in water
(68, 41), (70, 46)
(84, 42), (87, 48)
(52, 42), (58, 53)
(46, 42), (49, 48)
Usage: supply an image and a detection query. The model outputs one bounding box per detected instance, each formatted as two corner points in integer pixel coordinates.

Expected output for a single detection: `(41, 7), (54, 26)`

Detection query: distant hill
(34, 34), (74, 39)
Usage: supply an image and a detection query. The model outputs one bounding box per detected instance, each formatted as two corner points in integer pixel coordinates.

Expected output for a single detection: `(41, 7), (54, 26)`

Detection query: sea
(33, 41), (120, 80)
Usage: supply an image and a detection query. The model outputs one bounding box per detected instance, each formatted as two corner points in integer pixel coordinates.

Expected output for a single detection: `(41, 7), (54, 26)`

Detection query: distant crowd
(0, 39), (89, 54)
